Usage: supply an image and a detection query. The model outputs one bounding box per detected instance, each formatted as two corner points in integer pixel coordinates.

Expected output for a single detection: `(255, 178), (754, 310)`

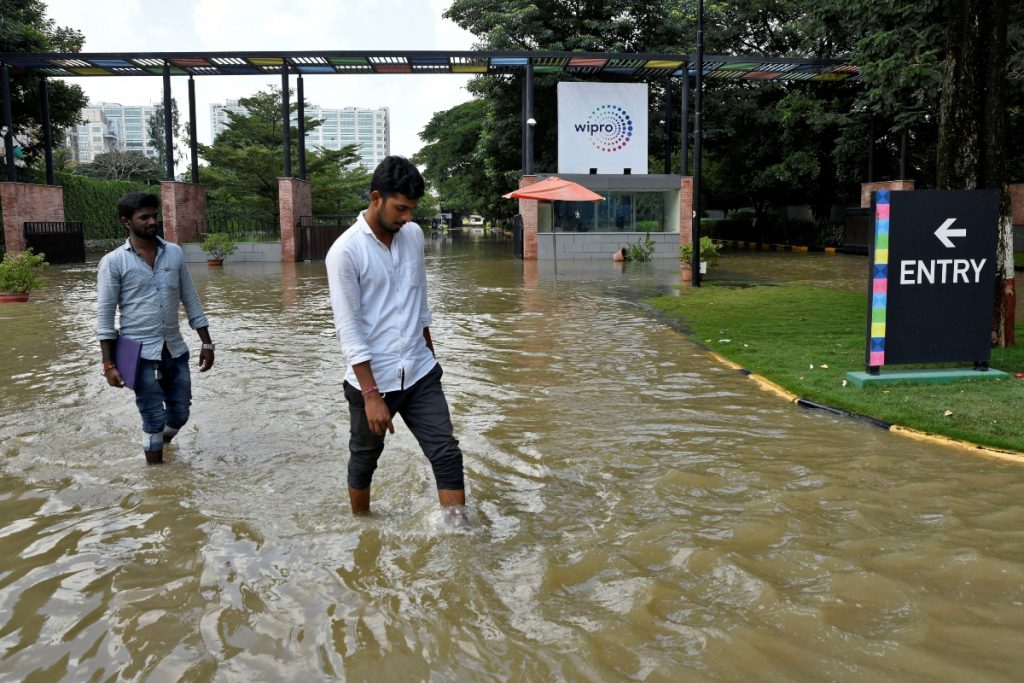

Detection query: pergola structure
(0, 49), (859, 260)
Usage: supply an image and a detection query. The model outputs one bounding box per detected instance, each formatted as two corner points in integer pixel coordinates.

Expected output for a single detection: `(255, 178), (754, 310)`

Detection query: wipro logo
(573, 104), (634, 152)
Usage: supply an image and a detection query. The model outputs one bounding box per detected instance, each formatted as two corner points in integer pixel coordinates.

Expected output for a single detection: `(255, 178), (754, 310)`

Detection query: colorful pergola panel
(0, 51), (859, 82)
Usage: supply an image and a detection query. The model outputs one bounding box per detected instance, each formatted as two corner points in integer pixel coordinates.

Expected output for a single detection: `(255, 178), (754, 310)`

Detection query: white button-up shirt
(326, 211), (434, 393)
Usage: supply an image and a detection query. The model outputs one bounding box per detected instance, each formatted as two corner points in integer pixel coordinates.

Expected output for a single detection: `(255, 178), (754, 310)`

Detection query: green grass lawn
(1016, 251), (1024, 269)
(647, 283), (1024, 453)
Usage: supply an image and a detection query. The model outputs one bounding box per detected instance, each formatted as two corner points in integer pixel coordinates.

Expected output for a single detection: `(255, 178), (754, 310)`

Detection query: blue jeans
(133, 345), (192, 441)
(343, 363), (464, 490)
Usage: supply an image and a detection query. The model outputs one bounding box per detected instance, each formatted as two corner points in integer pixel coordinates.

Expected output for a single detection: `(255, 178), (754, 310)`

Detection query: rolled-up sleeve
(95, 254), (120, 341)
(178, 260), (209, 330)
(327, 245), (370, 366)
(418, 257), (432, 328)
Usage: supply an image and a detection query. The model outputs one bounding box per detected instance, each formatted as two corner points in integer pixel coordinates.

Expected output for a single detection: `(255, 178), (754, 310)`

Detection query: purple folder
(114, 335), (143, 389)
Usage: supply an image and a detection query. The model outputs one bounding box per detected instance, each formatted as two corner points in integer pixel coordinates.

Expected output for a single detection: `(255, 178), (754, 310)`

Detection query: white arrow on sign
(934, 218), (966, 248)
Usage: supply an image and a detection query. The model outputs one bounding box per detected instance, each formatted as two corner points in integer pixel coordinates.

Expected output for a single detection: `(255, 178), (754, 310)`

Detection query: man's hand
(198, 347), (214, 372)
(364, 393), (395, 436)
(104, 367), (125, 388)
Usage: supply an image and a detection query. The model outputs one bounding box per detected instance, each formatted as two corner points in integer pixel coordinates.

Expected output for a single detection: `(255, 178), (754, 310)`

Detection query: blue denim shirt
(96, 238), (209, 360)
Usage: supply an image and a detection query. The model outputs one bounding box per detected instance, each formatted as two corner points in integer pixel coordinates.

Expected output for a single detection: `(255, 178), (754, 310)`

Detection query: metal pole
(521, 74), (527, 172)
(663, 77), (672, 174)
(297, 75), (306, 180)
(691, 0), (704, 286)
(162, 63), (174, 180)
(2, 64), (16, 182)
(681, 65), (689, 176)
(281, 65), (291, 178)
(40, 77), (54, 185)
(525, 62), (534, 175)
(188, 75), (199, 183)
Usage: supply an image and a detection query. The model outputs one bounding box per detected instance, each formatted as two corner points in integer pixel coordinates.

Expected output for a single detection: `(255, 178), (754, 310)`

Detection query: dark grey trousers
(342, 363), (465, 490)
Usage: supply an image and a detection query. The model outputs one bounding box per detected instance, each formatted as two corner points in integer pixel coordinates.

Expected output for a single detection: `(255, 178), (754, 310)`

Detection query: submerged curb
(706, 351), (1024, 464)
(717, 240), (837, 255)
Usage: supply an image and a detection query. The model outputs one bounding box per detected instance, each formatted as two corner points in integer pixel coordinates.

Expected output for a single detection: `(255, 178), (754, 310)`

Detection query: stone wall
(181, 242), (280, 264)
(279, 177), (312, 262)
(517, 175), (540, 260)
(0, 183), (65, 254)
(160, 181), (206, 244)
(538, 231), (681, 260)
(860, 180), (915, 208)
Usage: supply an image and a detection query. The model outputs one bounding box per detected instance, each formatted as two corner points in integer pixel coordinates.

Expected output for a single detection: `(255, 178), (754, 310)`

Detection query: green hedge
(56, 173), (159, 241)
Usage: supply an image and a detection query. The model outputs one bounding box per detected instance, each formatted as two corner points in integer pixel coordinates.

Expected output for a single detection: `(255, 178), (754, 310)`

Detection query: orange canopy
(503, 176), (605, 202)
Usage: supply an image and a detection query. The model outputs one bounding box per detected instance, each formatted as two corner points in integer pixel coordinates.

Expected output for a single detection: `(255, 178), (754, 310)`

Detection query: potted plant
(0, 248), (48, 302)
(679, 236), (721, 281)
(200, 232), (236, 266)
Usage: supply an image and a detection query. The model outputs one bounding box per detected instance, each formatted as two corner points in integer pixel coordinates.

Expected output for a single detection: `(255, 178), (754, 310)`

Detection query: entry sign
(866, 189), (1000, 369)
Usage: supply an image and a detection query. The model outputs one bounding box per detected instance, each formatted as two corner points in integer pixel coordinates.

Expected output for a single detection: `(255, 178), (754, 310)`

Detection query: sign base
(845, 367), (1010, 388)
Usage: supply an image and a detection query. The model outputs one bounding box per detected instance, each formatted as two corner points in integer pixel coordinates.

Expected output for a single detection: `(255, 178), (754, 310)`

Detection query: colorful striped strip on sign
(870, 190), (891, 367)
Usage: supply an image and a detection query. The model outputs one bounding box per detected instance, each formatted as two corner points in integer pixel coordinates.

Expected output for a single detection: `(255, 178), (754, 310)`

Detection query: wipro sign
(573, 104), (635, 152)
(558, 83), (647, 174)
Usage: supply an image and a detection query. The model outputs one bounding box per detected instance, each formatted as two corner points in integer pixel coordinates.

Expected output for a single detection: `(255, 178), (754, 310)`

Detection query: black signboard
(865, 189), (1000, 369)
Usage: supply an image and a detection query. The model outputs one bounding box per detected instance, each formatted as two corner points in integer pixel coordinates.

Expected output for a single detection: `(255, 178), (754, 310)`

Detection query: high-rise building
(65, 107), (118, 163)
(210, 101), (390, 171)
(65, 102), (160, 163)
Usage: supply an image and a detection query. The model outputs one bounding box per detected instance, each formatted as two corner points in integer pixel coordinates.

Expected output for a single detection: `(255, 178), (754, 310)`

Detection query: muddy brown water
(1, 237), (1023, 681)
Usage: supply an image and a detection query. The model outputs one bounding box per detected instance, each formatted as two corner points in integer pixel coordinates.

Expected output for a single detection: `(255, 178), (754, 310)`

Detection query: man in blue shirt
(96, 192), (215, 464)
(326, 157), (466, 524)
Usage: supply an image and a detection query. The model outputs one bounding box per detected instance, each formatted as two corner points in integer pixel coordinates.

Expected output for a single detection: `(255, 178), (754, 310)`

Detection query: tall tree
(414, 99), (488, 216)
(0, 0), (88, 167)
(813, 0), (1022, 346)
(79, 150), (165, 184)
(145, 99), (185, 173)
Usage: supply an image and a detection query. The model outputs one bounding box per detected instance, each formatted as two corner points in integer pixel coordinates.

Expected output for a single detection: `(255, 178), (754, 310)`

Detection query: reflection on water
(2, 239), (1024, 681)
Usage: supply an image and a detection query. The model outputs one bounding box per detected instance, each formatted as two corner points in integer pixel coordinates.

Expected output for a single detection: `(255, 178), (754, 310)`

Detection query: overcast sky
(43, 0), (478, 160)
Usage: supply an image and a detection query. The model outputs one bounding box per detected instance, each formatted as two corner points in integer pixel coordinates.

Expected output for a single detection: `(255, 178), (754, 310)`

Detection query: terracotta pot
(0, 292), (30, 303)
(680, 264), (693, 282)
(207, 259), (224, 266)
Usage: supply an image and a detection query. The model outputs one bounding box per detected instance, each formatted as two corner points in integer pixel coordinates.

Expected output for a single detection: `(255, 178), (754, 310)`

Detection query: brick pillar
(679, 176), (694, 249)
(0, 182), (64, 254)
(1010, 184), (1024, 225)
(517, 175), (539, 260)
(861, 180), (914, 208)
(160, 181), (206, 244)
(279, 177), (311, 262)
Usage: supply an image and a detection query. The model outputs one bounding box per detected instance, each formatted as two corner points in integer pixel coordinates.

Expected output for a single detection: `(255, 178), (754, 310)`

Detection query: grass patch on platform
(647, 283), (1024, 453)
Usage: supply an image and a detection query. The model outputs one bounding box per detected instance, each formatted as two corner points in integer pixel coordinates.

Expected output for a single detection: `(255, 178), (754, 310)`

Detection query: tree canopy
(421, 0), (1022, 229)
(0, 0), (88, 166)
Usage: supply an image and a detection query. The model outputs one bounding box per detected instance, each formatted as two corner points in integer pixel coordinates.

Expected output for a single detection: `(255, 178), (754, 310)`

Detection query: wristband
(201, 342), (216, 351)
(102, 361), (116, 374)
(360, 385), (379, 396)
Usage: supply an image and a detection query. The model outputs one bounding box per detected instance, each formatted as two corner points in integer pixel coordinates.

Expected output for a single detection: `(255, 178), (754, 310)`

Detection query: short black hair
(117, 192), (160, 220)
(370, 156), (425, 200)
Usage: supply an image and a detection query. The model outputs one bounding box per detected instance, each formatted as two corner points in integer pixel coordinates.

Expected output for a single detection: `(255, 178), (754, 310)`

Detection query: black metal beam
(2, 63), (16, 182)
(297, 75), (306, 180)
(162, 63), (174, 180)
(40, 77), (54, 185)
(692, 0), (704, 287)
(188, 75), (199, 183)
(281, 65), (291, 178)
(681, 65), (689, 176)
(663, 77), (672, 174)
(525, 62), (534, 175)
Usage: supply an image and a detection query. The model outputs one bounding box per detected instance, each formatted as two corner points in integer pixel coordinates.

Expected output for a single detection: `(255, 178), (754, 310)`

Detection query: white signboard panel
(557, 82), (648, 174)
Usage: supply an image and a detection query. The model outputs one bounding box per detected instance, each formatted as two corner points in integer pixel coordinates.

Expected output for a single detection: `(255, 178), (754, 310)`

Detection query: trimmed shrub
(56, 172), (159, 241)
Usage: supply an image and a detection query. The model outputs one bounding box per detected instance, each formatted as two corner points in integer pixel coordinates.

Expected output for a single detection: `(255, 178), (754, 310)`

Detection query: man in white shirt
(326, 157), (466, 523)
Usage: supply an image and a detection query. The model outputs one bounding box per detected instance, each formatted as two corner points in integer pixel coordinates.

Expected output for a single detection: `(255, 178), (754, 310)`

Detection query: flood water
(2, 237), (1023, 681)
